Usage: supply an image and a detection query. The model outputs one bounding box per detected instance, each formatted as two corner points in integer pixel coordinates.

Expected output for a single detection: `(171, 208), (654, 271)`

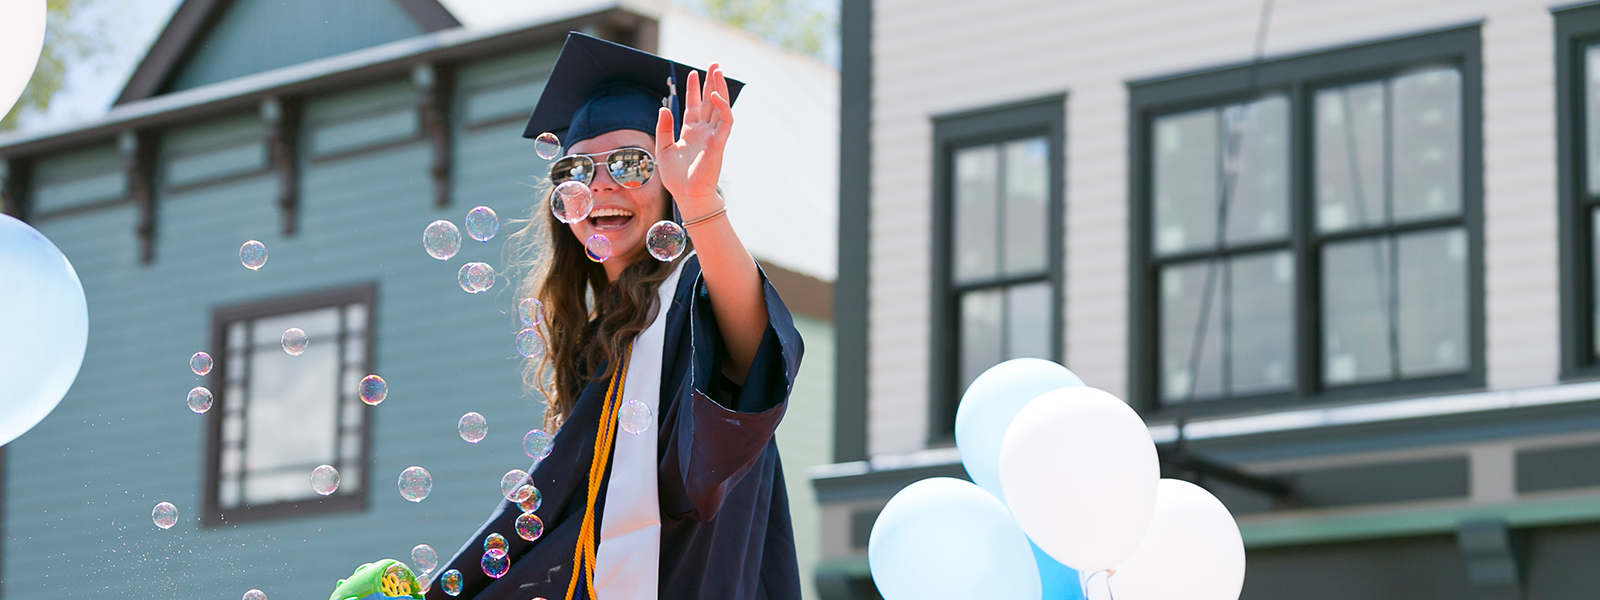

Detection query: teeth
(589, 208), (633, 219)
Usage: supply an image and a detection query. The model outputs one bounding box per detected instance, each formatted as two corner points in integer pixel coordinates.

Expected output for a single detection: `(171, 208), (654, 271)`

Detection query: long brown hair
(507, 178), (682, 432)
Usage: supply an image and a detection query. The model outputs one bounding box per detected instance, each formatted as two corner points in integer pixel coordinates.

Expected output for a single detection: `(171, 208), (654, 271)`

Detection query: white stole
(593, 257), (688, 600)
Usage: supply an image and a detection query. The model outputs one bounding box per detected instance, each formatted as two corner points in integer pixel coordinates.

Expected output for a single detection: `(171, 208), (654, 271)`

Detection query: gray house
(817, 0), (1600, 599)
(0, 1), (837, 598)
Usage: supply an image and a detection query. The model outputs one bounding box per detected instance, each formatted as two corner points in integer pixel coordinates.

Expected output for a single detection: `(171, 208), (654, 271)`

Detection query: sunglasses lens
(607, 149), (655, 188)
(549, 156), (594, 186)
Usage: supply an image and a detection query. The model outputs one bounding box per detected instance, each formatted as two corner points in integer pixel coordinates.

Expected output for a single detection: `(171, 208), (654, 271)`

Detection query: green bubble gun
(329, 558), (426, 600)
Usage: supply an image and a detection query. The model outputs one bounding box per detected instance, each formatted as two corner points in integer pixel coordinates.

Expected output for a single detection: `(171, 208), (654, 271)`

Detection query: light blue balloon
(868, 477), (1041, 600)
(1032, 539), (1086, 600)
(955, 358), (1084, 504)
(0, 214), (87, 447)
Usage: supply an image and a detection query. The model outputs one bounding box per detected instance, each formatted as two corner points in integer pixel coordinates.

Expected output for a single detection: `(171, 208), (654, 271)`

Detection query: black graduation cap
(522, 32), (745, 149)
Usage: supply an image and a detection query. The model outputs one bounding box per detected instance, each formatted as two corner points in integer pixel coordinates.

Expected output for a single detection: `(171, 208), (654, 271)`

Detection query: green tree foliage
(1, 0), (103, 132)
(679, 0), (836, 62)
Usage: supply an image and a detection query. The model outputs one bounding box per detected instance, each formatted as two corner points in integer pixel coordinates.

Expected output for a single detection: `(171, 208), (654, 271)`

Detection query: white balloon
(1109, 479), (1246, 600)
(955, 357), (1083, 504)
(0, 215), (88, 447)
(0, 0), (47, 120)
(868, 478), (1042, 600)
(999, 387), (1159, 572)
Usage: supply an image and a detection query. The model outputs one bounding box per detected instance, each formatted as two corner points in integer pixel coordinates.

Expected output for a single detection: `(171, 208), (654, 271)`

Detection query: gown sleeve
(657, 260), (805, 522)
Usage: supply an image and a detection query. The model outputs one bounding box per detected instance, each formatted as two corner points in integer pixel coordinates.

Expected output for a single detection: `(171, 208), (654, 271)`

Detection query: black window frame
(1128, 25), (1485, 418)
(1555, 4), (1600, 381)
(929, 95), (1067, 443)
(202, 283), (377, 526)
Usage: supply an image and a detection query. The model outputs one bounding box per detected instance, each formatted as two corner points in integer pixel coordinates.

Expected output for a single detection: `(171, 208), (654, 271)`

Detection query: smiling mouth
(588, 207), (634, 231)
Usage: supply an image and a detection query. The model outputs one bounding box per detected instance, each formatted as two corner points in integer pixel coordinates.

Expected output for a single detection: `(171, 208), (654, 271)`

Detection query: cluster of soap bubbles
(459, 411), (488, 443)
(398, 466), (433, 502)
(412, 544), (439, 583)
(516, 298), (546, 359)
(458, 262), (495, 294)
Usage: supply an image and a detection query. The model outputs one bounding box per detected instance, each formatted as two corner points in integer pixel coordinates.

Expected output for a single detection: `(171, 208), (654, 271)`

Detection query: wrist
(676, 193), (722, 212)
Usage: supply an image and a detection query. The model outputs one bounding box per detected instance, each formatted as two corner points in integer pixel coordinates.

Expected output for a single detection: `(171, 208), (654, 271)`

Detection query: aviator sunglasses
(549, 147), (657, 189)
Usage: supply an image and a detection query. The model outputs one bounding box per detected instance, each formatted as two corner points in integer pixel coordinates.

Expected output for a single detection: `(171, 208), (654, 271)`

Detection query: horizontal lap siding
(5, 68), (558, 598)
(868, 0), (1559, 455)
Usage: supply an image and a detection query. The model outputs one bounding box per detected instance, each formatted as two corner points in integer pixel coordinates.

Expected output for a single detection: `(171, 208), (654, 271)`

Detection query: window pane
(1005, 282), (1052, 360)
(1322, 237), (1395, 385)
(1587, 44), (1600, 196)
(1160, 260), (1224, 402)
(959, 289), (1004, 397)
(1316, 81), (1386, 232)
(953, 145), (999, 283)
(1225, 96), (1291, 245)
(1229, 251), (1295, 395)
(1004, 138), (1050, 276)
(243, 307), (342, 506)
(1392, 68), (1461, 222)
(1153, 108), (1218, 254)
(1397, 228), (1468, 377)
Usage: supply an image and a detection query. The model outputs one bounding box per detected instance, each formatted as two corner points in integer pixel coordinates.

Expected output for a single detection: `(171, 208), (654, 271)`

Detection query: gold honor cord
(566, 341), (632, 600)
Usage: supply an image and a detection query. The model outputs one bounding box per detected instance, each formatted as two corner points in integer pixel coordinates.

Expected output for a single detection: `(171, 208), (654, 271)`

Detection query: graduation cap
(523, 32), (745, 149)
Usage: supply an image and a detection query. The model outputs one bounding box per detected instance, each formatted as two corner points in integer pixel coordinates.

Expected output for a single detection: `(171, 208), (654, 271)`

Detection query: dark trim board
(202, 282), (378, 526)
(1126, 25), (1486, 419)
(926, 94), (1066, 442)
(834, 0), (872, 463)
(1555, 4), (1600, 381)
(759, 261), (834, 322)
(116, 0), (461, 106)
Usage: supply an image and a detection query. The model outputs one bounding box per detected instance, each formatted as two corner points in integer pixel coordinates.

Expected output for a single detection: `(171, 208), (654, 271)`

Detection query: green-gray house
(0, 1), (838, 598)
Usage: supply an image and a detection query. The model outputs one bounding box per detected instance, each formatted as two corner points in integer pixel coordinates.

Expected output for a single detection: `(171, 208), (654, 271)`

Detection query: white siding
(869, 0), (1563, 456)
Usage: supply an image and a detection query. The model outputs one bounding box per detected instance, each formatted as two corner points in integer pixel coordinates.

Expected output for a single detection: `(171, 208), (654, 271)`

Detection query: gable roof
(115, 0), (460, 106)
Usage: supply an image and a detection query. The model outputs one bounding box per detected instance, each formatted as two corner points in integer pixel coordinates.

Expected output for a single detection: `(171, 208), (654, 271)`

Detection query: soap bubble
(458, 412), (487, 443)
(359, 375), (387, 406)
(523, 429), (552, 461)
(187, 387), (213, 414)
(0, 215), (88, 449)
(465, 206), (499, 242)
(619, 399), (652, 435)
(518, 298), (544, 327)
(190, 352), (213, 376)
(517, 486), (542, 513)
(534, 132), (561, 160)
(243, 590), (266, 600)
(441, 570), (463, 596)
(398, 466), (432, 502)
(239, 240), (267, 270)
(310, 465), (339, 495)
(515, 328), (544, 359)
(646, 220), (687, 262)
(423, 220), (462, 260)
(411, 544), (439, 577)
(481, 548), (509, 578)
(516, 512), (545, 541)
(281, 328), (307, 356)
(584, 234), (611, 262)
(484, 533), (507, 553)
(458, 262), (494, 293)
(551, 181), (593, 224)
(152, 501), (178, 529)
(501, 469), (530, 501)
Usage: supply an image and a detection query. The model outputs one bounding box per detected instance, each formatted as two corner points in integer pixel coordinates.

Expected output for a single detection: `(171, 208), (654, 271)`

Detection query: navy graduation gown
(426, 257), (804, 600)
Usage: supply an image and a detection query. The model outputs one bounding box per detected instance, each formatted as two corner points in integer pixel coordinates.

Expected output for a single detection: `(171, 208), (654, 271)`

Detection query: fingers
(655, 106), (674, 148)
(685, 69), (703, 123)
(709, 64), (731, 105)
(708, 91), (733, 148)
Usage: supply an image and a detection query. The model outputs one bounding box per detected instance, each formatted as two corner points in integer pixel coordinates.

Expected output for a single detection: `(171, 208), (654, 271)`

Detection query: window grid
(1128, 26), (1483, 417)
(204, 284), (374, 526)
(1556, 4), (1600, 380)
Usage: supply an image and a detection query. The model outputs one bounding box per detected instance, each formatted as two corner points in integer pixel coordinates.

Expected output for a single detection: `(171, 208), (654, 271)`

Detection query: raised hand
(654, 64), (734, 216)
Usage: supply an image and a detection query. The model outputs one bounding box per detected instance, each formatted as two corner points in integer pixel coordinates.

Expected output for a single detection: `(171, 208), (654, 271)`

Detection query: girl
(424, 33), (804, 600)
